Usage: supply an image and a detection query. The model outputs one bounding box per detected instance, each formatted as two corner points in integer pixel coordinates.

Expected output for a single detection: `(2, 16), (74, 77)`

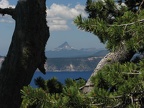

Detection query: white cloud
(47, 3), (86, 19)
(0, 1), (87, 31)
(46, 3), (87, 31)
(0, 0), (14, 8)
(0, 0), (10, 8)
(48, 17), (70, 31)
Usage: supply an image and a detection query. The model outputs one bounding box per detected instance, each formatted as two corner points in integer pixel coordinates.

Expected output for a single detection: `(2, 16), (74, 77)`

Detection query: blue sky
(0, 0), (105, 55)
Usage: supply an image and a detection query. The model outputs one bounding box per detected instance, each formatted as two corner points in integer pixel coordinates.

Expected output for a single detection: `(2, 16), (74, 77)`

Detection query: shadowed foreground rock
(0, 0), (49, 107)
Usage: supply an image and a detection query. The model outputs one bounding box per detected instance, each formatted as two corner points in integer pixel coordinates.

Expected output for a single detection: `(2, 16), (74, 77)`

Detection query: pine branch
(109, 19), (144, 27)
(79, 84), (94, 90)
(77, 18), (144, 30)
(75, 14), (144, 30)
(0, 7), (15, 18)
(137, 0), (144, 12)
(89, 19), (144, 27)
(121, 70), (141, 75)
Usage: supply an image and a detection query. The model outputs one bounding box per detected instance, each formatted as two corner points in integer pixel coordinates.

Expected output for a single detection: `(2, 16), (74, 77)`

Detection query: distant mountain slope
(55, 42), (74, 51)
(46, 49), (98, 58)
(46, 57), (102, 71)
(46, 42), (105, 58)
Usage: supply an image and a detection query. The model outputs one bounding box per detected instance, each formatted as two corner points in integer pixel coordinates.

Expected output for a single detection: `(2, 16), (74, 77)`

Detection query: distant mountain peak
(59, 42), (69, 47)
(55, 42), (74, 51)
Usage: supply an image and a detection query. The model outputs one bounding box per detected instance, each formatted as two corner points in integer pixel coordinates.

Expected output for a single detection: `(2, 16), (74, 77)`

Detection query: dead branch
(0, 7), (15, 18)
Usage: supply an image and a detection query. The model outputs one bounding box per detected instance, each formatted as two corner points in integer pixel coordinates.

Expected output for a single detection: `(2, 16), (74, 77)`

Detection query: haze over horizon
(0, 0), (105, 56)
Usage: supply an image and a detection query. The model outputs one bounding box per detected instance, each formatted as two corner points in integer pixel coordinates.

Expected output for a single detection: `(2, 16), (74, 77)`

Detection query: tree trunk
(81, 47), (135, 93)
(0, 0), (49, 108)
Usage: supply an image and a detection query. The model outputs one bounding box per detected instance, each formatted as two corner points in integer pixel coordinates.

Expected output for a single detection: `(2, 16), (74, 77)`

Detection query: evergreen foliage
(90, 60), (144, 107)
(21, 78), (89, 108)
(74, 0), (144, 52)
(34, 77), (63, 94)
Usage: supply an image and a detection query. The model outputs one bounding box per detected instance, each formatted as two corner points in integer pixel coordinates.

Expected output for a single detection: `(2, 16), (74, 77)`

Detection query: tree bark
(81, 47), (135, 93)
(0, 0), (49, 108)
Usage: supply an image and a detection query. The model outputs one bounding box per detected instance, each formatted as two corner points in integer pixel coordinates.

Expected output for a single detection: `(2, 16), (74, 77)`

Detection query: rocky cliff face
(45, 57), (102, 72)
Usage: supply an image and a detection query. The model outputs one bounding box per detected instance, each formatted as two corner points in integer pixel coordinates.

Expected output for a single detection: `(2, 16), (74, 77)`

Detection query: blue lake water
(30, 71), (93, 87)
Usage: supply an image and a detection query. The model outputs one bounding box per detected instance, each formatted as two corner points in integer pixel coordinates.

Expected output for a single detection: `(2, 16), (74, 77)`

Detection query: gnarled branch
(81, 47), (135, 93)
(0, 7), (15, 18)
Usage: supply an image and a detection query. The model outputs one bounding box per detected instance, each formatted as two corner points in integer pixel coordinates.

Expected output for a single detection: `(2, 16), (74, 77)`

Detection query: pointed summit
(55, 42), (74, 51)
(58, 42), (70, 48)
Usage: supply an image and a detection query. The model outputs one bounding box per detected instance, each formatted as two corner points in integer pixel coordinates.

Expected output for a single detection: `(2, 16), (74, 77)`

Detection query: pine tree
(74, 0), (144, 93)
